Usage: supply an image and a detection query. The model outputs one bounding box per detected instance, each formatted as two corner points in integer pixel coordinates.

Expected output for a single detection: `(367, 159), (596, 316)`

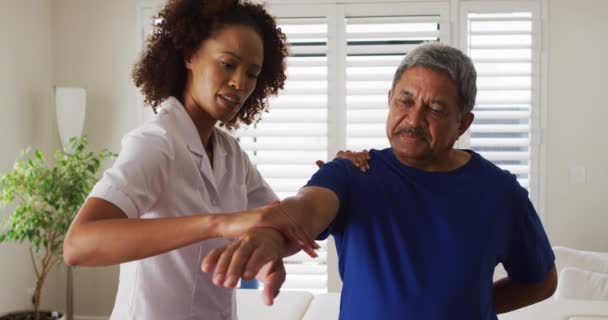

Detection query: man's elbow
(539, 265), (558, 301)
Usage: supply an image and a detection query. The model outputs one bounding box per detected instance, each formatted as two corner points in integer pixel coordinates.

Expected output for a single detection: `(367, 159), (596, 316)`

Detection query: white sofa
(236, 246), (608, 320)
(237, 290), (608, 320)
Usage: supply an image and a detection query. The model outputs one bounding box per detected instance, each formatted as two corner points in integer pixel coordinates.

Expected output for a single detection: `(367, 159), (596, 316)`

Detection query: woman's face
(184, 24), (264, 124)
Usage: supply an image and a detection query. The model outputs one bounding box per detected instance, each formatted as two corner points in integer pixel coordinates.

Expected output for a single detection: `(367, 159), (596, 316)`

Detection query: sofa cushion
(302, 293), (340, 320)
(236, 289), (313, 320)
(499, 299), (608, 320)
(553, 247), (608, 275)
(556, 267), (608, 301)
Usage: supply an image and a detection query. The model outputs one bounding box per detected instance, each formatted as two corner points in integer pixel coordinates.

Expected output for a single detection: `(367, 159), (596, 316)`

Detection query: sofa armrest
(302, 293), (341, 320)
(236, 289), (313, 320)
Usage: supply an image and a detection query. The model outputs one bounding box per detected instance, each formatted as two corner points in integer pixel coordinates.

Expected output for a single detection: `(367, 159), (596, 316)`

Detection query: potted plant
(0, 137), (115, 320)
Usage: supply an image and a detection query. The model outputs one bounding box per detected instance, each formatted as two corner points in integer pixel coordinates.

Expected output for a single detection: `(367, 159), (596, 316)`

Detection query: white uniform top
(89, 97), (277, 320)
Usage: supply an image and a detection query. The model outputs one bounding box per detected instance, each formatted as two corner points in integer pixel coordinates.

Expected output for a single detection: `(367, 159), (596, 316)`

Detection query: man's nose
(405, 106), (426, 127)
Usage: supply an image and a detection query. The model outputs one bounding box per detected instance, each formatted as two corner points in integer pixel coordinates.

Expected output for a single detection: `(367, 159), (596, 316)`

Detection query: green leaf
(35, 150), (44, 161)
(0, 135), (115, 268)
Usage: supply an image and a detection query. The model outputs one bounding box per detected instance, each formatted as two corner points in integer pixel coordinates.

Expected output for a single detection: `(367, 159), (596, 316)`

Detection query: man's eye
(400, 100), (413, 107)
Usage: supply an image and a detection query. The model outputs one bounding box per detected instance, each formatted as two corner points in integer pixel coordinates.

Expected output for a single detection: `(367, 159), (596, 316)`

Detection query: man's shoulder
(471, 151), (525, 192)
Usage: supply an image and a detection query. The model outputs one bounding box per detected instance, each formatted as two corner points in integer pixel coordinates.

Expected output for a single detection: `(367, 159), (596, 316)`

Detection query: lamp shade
(55, 87), (86, 151)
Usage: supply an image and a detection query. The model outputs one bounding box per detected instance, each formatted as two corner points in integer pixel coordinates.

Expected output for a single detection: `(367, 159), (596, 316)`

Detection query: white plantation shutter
(343, 10), (449, 150)
(461, 2), (541, 199)
(235, 16), (330, 294)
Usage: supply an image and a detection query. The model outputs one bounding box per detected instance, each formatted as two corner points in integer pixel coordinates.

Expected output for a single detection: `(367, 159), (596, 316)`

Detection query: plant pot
(0, 311), (64, 320)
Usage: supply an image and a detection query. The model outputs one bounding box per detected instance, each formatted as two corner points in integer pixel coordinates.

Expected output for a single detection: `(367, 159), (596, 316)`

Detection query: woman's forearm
(63, 213), (222, 266)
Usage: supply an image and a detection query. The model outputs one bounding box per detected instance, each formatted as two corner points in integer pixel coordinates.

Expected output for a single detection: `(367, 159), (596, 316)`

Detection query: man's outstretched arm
(201, 186), (340, 304)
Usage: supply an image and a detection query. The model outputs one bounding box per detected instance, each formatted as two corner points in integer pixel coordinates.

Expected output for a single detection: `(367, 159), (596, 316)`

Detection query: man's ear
(458, 112), (475, 136)
(387, 89), (392, 105)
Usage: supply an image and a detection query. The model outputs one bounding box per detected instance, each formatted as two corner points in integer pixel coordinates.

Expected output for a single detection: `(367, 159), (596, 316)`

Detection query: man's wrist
(253, 227), (290, 256)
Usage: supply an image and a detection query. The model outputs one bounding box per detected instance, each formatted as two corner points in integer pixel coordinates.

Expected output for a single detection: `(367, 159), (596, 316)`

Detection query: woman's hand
(202, 228), (288, 306)
(217, 201), (319, 258)
(316, 149), (371, 172)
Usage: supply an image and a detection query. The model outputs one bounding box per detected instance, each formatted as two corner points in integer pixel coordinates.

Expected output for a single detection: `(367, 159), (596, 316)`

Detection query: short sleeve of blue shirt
(501, 177), (555, 283)
(304, 158), (353, 240)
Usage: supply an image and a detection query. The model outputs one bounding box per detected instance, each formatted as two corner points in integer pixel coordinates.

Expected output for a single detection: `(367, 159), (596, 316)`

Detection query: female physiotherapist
(62, 1), (369, 319)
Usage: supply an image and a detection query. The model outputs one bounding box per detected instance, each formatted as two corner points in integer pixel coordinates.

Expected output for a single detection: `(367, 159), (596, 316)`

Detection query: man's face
(386, 66), (474, 168)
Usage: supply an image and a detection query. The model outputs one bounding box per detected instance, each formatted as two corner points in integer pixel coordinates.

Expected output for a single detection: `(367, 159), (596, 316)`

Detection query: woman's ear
(185, 56), (194, 70)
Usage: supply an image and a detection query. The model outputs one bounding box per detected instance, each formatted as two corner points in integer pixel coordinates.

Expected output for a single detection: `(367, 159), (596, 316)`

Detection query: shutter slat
(347, 56), (404, 67)
(240, 142), (327, 151)
(474, 111), (529, 120)
(478, 151), (529, 161)
(347, 31), (440, 39)
(470, 124), (529, 133)
(468, 17), (532, 22)
(236, 128), (327, 138)
(470, 138), (529, 147)
(347, 43), (431, 55)
(470, 30), (531, 36)
(347, 16), (446, 24)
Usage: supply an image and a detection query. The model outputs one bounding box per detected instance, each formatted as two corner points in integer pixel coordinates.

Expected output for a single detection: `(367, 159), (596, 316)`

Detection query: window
(236, 14), (331, 294)
(460, 1), (542, 200)
(137, 0), (544, 294)
(344, 5), (449, 150)
(241, 2), (450, 293)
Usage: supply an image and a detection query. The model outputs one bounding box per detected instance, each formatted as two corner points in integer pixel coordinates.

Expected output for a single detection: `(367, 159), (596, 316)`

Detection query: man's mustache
(393, 126), (431, 142)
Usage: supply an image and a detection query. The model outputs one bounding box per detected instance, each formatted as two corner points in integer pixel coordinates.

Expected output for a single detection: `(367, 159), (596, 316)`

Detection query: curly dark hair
(132, 0), (288, 129)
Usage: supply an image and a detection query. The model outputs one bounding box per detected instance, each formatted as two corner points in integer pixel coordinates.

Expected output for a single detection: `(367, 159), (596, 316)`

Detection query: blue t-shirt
(306, 148), (554, 320)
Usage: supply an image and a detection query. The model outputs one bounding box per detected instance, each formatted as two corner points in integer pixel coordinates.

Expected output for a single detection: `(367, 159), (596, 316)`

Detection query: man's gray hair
(392, 42), (477, 114)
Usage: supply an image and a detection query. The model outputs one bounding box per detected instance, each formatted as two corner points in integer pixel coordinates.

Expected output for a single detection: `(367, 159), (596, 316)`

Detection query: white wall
(51, 0), (141, 317)
(544, 0), (608, 251)
(0, 0), (63, 315)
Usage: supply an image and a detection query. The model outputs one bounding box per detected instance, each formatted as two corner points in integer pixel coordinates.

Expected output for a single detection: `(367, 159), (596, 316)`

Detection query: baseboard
(75, 315), (109, 320)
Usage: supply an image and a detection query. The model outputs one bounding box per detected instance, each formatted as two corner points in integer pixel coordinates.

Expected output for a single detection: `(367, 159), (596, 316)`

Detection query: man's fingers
(225, 242), (255, 287)
(262, 261), (286, 306)
(213, 242), (240, 287)
(244, 249), (274, 281)
(315, 160), (325, 168)
(202, 246), (224, 273)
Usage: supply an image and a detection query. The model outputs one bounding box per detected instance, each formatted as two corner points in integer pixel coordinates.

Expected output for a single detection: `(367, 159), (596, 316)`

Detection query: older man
(203, 43), (557, 319)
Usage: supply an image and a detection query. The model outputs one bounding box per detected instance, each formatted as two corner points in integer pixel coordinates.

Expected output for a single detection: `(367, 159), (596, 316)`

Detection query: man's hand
(217, 201), (319, 258)
(202, 228), (288, 305)
(255, 258), (286, 306)
(317, 149), (371, 172)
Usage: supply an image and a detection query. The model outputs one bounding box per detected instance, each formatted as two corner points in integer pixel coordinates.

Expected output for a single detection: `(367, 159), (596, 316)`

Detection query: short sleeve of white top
(89, 97), (277, 320)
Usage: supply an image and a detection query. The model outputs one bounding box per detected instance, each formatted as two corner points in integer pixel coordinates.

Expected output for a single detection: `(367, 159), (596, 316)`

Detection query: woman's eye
(221, 61), (234, 69)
